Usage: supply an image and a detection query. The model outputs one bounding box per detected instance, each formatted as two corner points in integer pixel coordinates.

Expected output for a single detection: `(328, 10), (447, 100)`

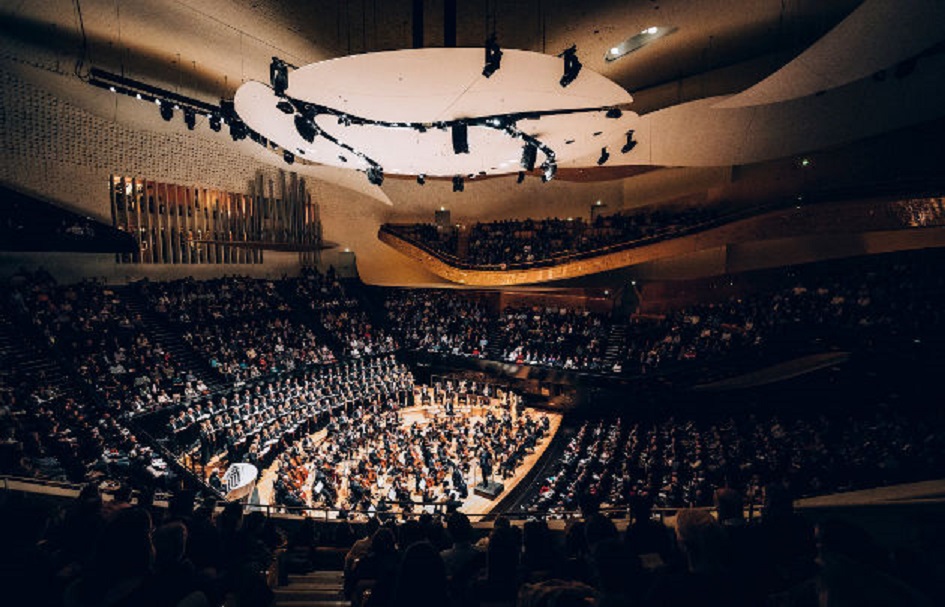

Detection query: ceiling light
(229, 119), (247, 141)
(109, 86), (116, 92)
(283, 150), (295, 164)
(209, 114), (221, 131)
(184, 108), (196, 130)
(159, 101), (173, 121)
(417, 174), (425, 185)
(605, 108), (622, 119)
(276, 100), (294, 114)
(270, 57), (289, 96)
(542, 162), (557, 182)
(294, 114), (318, 143)
(451, 122), (469, 154)
(482, 33), (503, 78)
(620, 130), (637, 154)
(452, 176), (464, 192)
(517, 171), (526, 184)
(520, 142), (537, 171)
(606, 26), (677, 62)
(367, 165), (384, 186)
(597, 147), (610, 165)
(559, 45), (582, 88)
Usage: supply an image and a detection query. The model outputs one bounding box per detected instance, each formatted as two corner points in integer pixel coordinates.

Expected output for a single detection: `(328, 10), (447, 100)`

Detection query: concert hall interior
(2, 1), (945, 607)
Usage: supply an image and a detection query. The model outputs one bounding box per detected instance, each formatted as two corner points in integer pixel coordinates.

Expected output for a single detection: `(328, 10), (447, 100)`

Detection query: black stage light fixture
(559, 45), (582, 87)
(184, 108), (196, 130)
(452, 176), (464, 192)
(270, 57), (289, 96)
(517, 171), (526, 184)
(482, 33), (503, 78)
(159, 100), (173, 121)
(605, 108), (622, 119)
(417, 174), (426, 185)
(229, 119), (247, 141)
(209, 114), (222, 131)
(597, 147), (610, 165)
(542, 162), (557, 182)
(294, 114), (318, 143)
(520, 142), (537, 171)
(283, 150), (295, 164)
(620, 130), (637, 154)
(452, 122), (469, 154)
(276, 99), (294, 114)
(367, 165), (384, 186)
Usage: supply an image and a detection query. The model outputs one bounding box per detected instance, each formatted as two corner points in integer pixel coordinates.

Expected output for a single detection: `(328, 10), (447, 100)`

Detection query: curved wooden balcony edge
(378, 198), (945, 286)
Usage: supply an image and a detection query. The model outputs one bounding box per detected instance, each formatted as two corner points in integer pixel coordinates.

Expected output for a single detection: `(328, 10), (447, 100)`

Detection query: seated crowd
(387, 250), (945, 375)
(383, 289), (491, 356)
(293, 268), (399, 358)
(387, 204), (724, 268)
(495, 306), (610, 371)
(15, 275), (195, 415)
(530, 403), (945, 514)
(3, 478), (938, 607)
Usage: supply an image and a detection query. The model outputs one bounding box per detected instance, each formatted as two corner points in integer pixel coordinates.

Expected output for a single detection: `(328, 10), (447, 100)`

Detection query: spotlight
(276, 100), (294, 114)
(520, 142), (537, 171)
(270, 57), (289, 96)
(184, 108), (196, 130)
(605, 108), (622, 119)
(482, 33), (503, 78)
(452, 176), (464, 192)
(159, 101), (173, 121)
(417, 174), (426, 185)
(209, 114), (221, 132)
(620, 130), (637, 154)
(229, 119), (247, 141)
(294, 114), (318, 143)
(451, 122), (469, 154)
(559, 45), (582, 87)
(542, 162), (557, 182)
(367, 165), (384, 186)
(283, 150), (295, 164)
(597, 147), (610, 165)
(516, 171), (526, 184)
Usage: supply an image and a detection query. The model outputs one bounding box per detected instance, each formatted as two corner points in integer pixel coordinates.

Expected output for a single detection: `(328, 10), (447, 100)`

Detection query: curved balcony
(379, 196), (945, 285)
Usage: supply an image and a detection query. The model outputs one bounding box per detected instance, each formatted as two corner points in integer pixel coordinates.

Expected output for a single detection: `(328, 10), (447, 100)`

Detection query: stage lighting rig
(367, 165), (384, 186)
(294, 114), (319, 143)
(270, 57), (289, 96)
(620, 130), (637, 154)
(559, 45), (582, 87)
(597, 147), (610, 165)
(482, 33), (503, 78)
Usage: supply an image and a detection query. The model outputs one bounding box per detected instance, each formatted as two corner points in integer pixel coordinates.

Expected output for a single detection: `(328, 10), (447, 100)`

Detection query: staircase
(602, 323), (628, 370)
(275, 570), (346, 607)
(116, 286), (228, 394)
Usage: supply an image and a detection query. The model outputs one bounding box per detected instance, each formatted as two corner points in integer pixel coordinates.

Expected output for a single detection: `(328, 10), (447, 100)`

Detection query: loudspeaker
(474, 480), (505, 500)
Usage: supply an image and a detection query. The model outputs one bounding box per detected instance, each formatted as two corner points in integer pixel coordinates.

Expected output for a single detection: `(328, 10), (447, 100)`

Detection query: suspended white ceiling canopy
(234, 48), (638, 178)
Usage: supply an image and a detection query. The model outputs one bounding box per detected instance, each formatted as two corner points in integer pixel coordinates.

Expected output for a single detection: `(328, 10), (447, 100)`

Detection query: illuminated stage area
(256, 385), (562, 516)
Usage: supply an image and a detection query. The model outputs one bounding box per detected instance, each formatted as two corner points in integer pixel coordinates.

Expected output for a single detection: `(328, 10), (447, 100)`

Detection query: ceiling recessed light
(606, 25), (677, 62)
